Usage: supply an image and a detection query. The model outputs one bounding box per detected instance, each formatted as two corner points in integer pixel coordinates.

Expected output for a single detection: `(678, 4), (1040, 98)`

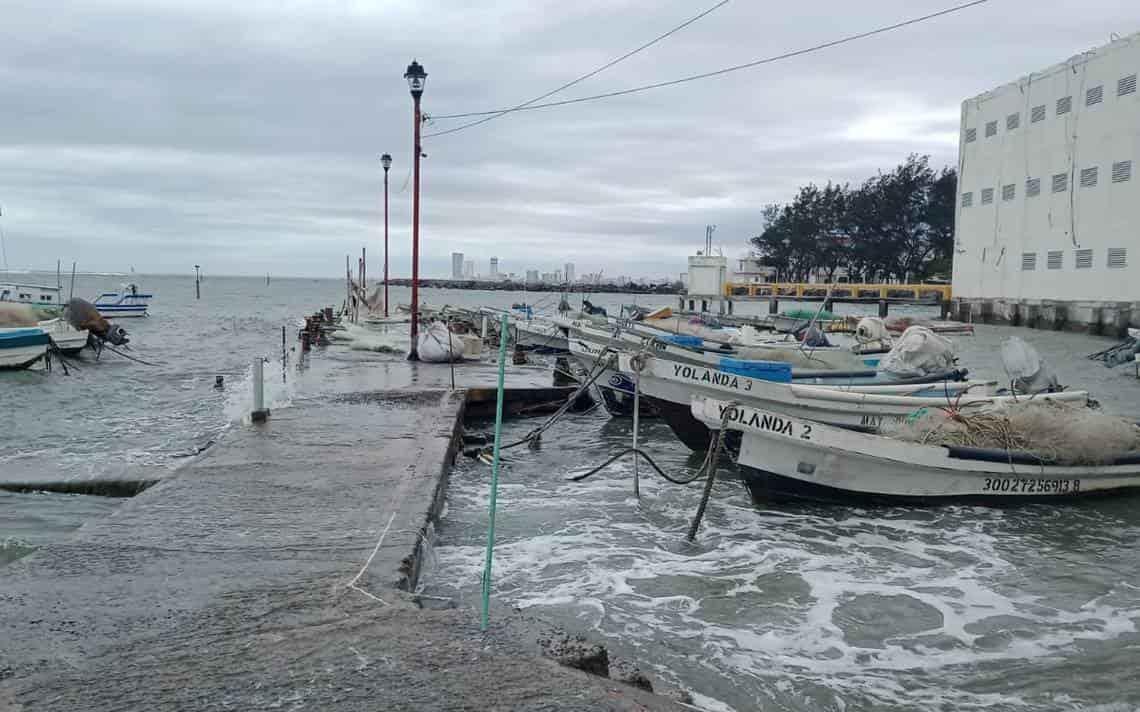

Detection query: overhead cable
(425, 0), (990, 139)
(426, 0), (731, 137)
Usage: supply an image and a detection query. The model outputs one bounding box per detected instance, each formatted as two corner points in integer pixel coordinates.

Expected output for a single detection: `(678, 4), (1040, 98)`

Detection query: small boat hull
(692, 396), (1140, 505)
(93, 285), (151, 318)
(0, 328), (50, 369)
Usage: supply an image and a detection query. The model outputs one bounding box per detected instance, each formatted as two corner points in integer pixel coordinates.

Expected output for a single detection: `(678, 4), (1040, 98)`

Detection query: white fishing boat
(622, 351), (1083, 450)
(513, 317), (570, 352)
(567, 335), (648, 416)
(691, 395), (1140, 504)
(38, 318), (88, 355)
(0, 327), (50, 369)
(0, 283), (64, 314)
(93, 283), (151, 317)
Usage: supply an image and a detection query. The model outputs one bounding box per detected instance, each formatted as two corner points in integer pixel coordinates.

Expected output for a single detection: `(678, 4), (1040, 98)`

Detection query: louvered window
(1108, 248), (1127, 269)
(1075, 249), (1093, 269)
(965, 128), (977, 143)
(981, 188), (994, 204)
(1080, 167), (1098, 187)
(1112, 160), (1132, 183)
(1086, 85), (1104, 106)
(1002, 183), (1016, 201)
(1056, 96), (1072, 115)
(1006, 113), (1020, 130)
(1031, 105), (1046, 123)
(1026, 178), (1041, 197)
(1047, 250), (1063, 269)
(1021, 253), (1037, 271)
(985, 121), (997, 137)
(1052, 173), (1068, 192)
(1119, 74), (1137, 96)
(961, 192), (973, 207)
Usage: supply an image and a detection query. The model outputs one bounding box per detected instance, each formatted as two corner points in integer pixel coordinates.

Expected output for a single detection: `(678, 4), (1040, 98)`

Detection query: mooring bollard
(481, 315), (488, 340)
(251, 357), (270, 423)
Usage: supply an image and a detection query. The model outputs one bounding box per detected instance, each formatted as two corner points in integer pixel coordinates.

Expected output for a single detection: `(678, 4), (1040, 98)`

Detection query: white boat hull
(514, 320), (569, 352)
(692, 396), (1140, 504)
(38, 319), (89, 355)
(0, 344), (47, 369)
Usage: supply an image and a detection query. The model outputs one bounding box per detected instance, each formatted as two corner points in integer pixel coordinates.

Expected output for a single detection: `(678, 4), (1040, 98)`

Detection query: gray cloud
(0, 0), (1135, 278)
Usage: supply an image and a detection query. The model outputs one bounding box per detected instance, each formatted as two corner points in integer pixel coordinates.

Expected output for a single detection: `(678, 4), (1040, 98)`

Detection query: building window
(1031, 105), (1046, 123)
(41, 295), (53, 302)
(1006, 113), (1020, 130)
(964, 128), (977, 143)
(1002, 183), (1016, 201)
(961, 191), (973, 207)
(1086, 85), (1104, 106)
(1075, 249), (1093, 269)
(1108, 248), (1127, 269)
(985, 120), (997, 137)
(981, 187), (995, 204)
(1057, 96), (1072, 115)
(1021, 253), (1037, 271)
(1026, 178), (1041, 197)
(1080, 166), (1099, 187)
(1052, 173), (1068, 193)
(1119, 74), (1137, 97)
(1047, 250), (1063, 269)
(1112, 160), (1132, 183)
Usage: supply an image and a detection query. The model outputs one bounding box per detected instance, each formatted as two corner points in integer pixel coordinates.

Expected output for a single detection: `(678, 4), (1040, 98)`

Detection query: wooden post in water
(194, 264), (200, 300)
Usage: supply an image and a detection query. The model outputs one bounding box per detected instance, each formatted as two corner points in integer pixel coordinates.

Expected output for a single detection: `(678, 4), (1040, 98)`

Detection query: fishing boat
(567, 335), (646, 416)
(0, 327), (50, 369)
(691, 395), (1140, 504)
(0, 283), (64, 315)
(513, 317), (570, 353)
(620, 351), (1075, 450)
(38, 318), (88, 355)
(93, 283), (151, 317)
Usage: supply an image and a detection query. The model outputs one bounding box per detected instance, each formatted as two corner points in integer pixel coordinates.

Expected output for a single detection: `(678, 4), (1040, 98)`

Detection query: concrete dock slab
(0, 384), (680, 711)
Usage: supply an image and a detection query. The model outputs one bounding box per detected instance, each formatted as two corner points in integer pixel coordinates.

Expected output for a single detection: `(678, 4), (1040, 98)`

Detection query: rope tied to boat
(686, 402), (738, 542)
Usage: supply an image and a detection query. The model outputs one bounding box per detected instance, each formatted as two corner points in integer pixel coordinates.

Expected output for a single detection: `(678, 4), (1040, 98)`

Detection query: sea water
(5, 273), (1140, 709)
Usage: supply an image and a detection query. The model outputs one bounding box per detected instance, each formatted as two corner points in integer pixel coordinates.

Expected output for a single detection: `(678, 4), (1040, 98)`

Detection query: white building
(564, 263), (575, 284)
(952, 32), (1140, 330)
(463, 260), (475, 278)
(489, 257), (499, 279)
(732, 254), (777, 284)
(451, 252), (464, 279)
(525, 269), (539, 284)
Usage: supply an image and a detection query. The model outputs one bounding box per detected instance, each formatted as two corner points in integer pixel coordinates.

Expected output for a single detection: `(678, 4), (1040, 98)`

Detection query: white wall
(952, 32), (1140, 302)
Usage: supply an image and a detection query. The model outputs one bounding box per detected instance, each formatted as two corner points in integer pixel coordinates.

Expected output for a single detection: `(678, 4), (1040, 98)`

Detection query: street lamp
(381, 153), (392, 317)
(404, 59), (427, 360)
(194, 264), (201, 299)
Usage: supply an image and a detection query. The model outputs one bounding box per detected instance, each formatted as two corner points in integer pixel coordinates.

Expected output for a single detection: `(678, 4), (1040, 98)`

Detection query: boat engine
(64, 297), (129, 346)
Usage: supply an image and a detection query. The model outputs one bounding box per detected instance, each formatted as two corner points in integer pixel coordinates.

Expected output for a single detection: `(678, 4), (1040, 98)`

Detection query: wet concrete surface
(0, 372), (682, 710)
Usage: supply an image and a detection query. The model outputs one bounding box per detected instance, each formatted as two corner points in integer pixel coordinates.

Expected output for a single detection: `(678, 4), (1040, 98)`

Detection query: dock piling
(481, 315), (509, 632)
(251, 358), (270, 423)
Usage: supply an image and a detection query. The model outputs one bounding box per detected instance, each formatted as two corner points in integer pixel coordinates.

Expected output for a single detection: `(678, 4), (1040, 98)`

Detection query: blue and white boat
(93, 283), (151, 318)
(0, 327), (50, 369)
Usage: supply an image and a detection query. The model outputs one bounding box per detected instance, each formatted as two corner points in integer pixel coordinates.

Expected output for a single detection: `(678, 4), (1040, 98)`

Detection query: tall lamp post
(404, 59), (427, 360)
(381, 153), (392, 317)
(194, 264), (200, 299)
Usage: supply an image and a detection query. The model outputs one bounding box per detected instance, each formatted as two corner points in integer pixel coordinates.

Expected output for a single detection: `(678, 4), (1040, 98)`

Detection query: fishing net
(0, 303), (39, 327)
(889, 399), (1140, 465)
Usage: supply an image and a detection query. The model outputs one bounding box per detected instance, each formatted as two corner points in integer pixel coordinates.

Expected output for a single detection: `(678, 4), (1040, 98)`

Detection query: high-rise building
(463, 260), (475, 278)
(489, 257), (499, 278)
(525, 269), (539, 283)
(564, 263), (575, 284)
(451, 252), (464, 279)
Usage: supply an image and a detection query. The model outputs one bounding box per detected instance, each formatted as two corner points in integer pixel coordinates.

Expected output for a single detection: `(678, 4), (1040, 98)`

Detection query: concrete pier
(0, 385), (679, 710)
(954, 297), (1139, 336)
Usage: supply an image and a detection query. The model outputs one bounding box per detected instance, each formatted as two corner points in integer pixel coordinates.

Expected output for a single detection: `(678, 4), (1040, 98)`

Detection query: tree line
(750, 154), (956, 284)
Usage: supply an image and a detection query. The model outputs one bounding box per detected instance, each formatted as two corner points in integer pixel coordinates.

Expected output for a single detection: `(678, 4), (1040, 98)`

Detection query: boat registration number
(982, 477), (1080, 494)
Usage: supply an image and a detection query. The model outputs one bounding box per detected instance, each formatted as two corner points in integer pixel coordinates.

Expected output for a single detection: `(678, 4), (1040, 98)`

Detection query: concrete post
(940, 300), (952, 321)
(768, 299), (779, 315)
(877, 299), (888, 318)
(251, 358), (270, 423)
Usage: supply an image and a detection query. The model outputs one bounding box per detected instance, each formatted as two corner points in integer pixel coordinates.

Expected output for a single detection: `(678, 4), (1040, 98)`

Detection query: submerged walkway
(0, 387), (678, 711)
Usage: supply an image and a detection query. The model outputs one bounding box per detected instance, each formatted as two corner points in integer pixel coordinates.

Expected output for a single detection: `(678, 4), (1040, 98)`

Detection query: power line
(425, 0), (989, 139)
(424, 0), (731, 137)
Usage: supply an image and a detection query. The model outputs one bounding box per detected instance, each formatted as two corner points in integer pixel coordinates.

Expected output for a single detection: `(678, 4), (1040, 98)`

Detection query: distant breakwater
(385, 278), (682, 295)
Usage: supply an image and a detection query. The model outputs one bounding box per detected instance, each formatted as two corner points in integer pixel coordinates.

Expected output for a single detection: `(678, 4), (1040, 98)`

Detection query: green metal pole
(481, 313), (510, 631)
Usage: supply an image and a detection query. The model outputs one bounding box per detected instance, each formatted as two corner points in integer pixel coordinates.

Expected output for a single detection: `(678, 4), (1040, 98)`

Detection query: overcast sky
(0, 0), (1135, 279)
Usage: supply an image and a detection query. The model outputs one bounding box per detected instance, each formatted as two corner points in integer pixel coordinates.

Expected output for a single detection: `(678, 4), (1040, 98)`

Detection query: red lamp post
(381, 153), (392, 317)
(404, 59), (427, 360)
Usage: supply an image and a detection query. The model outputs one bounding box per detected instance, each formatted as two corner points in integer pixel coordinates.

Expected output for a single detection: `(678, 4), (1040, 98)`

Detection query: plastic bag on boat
(417, 321), (465, 363)
(855, 317), (889, 342)
(878, 325), (956, 377)
(1000, 336), (1061, 392)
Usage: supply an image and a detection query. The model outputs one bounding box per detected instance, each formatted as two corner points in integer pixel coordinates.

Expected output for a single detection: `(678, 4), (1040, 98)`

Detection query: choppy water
(7, 273), (1140, 709)
(422, 324), (1140, 711)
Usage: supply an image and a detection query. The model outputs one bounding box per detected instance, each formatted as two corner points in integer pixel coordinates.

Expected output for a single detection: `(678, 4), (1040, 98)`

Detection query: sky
(0, 0), (1136, 280)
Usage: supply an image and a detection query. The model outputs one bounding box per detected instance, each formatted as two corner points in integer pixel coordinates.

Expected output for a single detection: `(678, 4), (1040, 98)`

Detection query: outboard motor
(65, 297), (129, 346)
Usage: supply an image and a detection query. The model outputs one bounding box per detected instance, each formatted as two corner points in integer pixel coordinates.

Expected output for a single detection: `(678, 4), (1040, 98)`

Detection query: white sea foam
(422, 416), (1140, 711)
